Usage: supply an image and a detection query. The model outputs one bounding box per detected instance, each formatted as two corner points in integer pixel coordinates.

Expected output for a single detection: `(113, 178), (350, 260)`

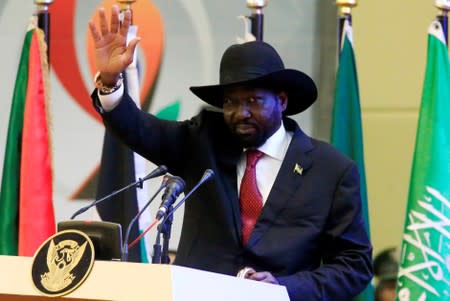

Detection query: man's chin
(235, 134), (263, 148)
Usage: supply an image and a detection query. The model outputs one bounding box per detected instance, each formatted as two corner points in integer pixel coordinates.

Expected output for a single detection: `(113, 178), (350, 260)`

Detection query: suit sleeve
(276, 163), (373, 301)
(92, 90), (188, 171)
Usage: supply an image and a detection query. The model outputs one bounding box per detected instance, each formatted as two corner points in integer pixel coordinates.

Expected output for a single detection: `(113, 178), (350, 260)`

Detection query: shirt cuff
(97, 83), (124, 112)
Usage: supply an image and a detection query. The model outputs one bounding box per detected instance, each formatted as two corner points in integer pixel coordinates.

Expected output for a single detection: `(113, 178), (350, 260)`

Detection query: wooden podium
(0, 255), (289, 300)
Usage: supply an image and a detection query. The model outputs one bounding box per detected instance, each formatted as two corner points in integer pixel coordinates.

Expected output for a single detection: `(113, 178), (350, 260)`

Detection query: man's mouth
(234, 123), (257, 135)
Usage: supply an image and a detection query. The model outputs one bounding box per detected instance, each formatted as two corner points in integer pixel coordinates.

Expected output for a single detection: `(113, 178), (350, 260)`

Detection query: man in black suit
(89, 6), (373, 300)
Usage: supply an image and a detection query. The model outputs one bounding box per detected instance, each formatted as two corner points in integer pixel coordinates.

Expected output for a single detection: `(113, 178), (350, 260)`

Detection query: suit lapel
(247, 125), (314, 247)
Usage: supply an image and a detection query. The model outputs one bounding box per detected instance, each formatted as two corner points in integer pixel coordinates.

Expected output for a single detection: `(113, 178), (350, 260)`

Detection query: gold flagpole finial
(247, 0), (268, 14)
(336, 0), (357, 16)
(435, 0), (450, 12)
(117, 0), (137, 11)
(34, 0), (53, 11)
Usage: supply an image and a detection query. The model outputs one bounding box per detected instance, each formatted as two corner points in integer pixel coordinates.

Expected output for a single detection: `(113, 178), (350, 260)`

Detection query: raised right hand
(88, 5), (140, 86)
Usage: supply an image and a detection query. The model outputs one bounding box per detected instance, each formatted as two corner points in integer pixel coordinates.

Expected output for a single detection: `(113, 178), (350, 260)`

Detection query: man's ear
(278, 91), (288, 112)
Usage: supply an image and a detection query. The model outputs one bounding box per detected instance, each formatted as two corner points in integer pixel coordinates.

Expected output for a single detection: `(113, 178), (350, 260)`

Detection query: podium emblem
(31, 230), (95, 297)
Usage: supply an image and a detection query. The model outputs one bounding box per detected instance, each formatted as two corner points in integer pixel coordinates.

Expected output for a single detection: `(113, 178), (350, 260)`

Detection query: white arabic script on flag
(397, 186), (450, 300)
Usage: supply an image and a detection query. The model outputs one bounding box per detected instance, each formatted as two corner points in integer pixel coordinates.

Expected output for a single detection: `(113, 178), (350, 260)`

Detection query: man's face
(222, 85), (288, 148)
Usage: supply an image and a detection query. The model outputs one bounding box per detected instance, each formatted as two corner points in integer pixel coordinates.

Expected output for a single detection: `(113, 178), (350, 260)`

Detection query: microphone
(155, 175), (186, 221)
(121, 176), (168, 261)
(152, 169), (215, 264)
(70, 165), (168, 220)
(163, 169), (215, 223)
(139, 165), (169, 183)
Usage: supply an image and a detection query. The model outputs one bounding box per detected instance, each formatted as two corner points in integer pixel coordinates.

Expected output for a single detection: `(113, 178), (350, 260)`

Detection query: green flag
(1, 20), (55, 256)
(395, 20), (450, 301)
(330, 19), (374, 301)
(0, 30), (32, 255)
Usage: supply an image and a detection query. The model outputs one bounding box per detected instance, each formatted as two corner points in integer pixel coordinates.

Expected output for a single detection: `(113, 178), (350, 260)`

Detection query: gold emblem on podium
(31, 230), (95, 297)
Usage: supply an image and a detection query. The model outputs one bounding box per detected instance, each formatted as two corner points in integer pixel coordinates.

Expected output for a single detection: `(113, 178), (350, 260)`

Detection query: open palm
(88, 6), (140, 85)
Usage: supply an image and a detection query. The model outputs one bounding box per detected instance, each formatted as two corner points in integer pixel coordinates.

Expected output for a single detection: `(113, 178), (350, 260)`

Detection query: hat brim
(189, 69), (317, 116)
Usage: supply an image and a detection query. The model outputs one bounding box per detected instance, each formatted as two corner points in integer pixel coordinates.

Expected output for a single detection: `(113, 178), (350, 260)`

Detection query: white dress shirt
(237, 123), (293, 205)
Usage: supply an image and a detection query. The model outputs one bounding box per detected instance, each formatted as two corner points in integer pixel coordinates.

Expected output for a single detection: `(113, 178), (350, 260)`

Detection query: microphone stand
(71, 165), (168, 220)
(152, 231), (162, 263)
(71, 179), (144, 220)
(161, 205), (173, 264)
(152, 205), (173, 264)
(122, 183), (166, 262)
(151, 169), (215, 264)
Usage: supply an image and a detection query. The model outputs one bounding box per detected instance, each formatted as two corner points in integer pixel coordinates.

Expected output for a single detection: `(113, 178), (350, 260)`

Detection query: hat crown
(219, 41), (285, 85)
(189, 41), (317, 115)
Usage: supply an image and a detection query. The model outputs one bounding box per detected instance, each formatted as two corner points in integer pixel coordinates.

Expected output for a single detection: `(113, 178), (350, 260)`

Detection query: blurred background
(0, 0), (442, 259)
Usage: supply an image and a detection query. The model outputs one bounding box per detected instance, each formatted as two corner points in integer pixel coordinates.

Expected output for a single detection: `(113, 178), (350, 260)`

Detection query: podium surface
(0, 255), (289, 300)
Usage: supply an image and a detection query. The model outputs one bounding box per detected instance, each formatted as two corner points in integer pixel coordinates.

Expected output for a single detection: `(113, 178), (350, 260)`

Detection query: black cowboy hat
(190, 41), (317, 115)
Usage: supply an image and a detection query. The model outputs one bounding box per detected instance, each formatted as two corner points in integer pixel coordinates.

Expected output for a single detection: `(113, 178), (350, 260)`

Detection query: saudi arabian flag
(0, 18), (55, 256)
(330, 19), (373, 301)
(395, 20), (450, 301)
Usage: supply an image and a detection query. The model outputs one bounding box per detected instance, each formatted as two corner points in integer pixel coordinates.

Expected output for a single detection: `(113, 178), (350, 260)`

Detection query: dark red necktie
(239, 150), (264, 244)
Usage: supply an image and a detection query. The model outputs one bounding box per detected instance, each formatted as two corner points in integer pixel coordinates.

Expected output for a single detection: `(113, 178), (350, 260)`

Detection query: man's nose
(235, 102), (251, 119)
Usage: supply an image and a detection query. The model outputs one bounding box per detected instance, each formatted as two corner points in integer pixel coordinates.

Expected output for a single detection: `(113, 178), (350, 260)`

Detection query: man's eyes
(223, 97), (263, 105)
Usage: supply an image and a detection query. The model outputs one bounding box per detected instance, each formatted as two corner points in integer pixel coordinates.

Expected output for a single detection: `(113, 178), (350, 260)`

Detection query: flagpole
(34, 0), (53, 63)
(394, 11), (450, 300)
(336, 0), (357, 52)
(246, 0), (268, 41)
(333, 2), (375, 301)
(435, 0), (449, 45)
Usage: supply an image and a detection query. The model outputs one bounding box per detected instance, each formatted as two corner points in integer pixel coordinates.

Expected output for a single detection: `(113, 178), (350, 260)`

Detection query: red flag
(18, 28), (55, 256)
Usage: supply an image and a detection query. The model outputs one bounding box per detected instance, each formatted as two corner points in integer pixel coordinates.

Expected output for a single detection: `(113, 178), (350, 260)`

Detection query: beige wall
(353, 2), (447, 255)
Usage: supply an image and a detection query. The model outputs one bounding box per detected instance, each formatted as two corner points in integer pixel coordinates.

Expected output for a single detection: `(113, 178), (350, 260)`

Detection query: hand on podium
(237, 267), (279, 285)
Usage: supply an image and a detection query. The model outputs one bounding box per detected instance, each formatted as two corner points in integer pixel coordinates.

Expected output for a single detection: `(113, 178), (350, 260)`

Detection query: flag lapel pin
(293, 163), (303, 175)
